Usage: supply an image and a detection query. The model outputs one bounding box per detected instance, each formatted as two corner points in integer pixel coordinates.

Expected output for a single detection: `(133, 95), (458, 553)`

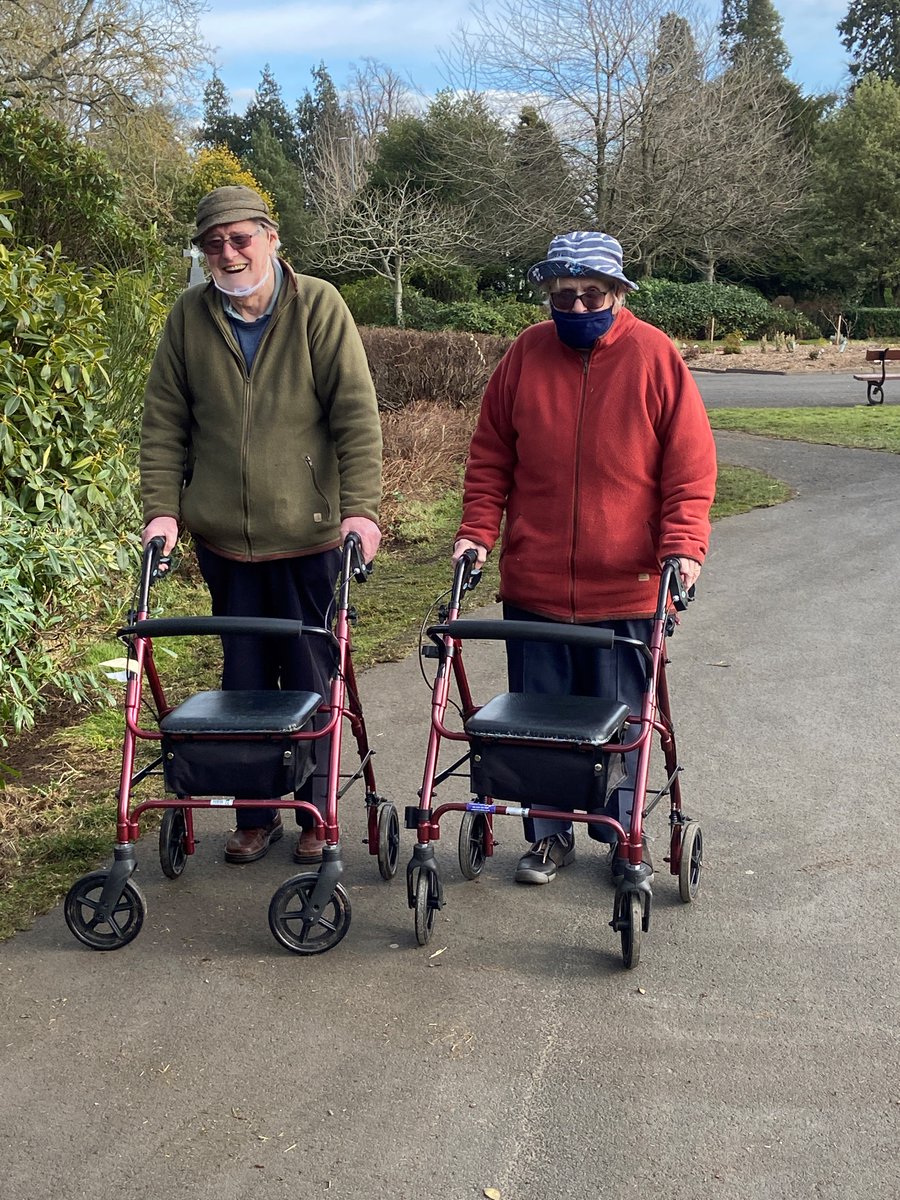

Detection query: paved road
(693, 369), (866, 408)
(2, 416), (899, 1198)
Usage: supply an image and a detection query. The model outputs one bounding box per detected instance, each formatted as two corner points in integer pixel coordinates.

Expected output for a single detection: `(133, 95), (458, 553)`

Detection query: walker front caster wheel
(268, 873), (352, 955)
(159, 807), (188, 878)
(678, 822), (703, 903)
(64, 871), (146, 950)
(413, 869), (440, 946)
(375, 801), (400, 881)
(615, 890), (643, 970)
(458, 811), (488, 879)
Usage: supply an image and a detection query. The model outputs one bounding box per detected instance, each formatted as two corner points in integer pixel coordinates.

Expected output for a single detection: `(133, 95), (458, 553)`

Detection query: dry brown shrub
(380, 400), (477, 536)
(360, 326), (508, 410)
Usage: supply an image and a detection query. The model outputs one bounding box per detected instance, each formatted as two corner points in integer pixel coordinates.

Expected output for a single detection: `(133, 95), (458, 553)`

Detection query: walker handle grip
(343, 531), (372, 582)
(662, 557), (691, 611)
(144, 534), (171, 580)
(459, 548), (482, 593)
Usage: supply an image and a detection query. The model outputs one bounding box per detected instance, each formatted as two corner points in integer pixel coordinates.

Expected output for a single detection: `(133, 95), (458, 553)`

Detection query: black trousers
(502, 602), (653, 844)
(195, 542), (341, 829)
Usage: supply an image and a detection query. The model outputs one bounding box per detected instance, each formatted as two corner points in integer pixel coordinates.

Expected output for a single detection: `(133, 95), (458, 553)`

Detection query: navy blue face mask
(551, 305), (616, 349)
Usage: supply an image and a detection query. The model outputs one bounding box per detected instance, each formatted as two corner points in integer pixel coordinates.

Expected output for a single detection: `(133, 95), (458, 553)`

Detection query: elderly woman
(453, 231), (717, 884)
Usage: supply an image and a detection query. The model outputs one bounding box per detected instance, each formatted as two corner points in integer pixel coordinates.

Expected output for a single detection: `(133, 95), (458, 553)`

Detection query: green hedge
(629, 279), (818, 340)
(341, 276), (542, 338)
(846, 307), (900, 339)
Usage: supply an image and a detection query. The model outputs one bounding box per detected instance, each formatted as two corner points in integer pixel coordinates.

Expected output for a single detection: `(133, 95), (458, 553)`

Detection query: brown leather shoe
(224, 815), (284, 864)
(293, 828), (326, 864)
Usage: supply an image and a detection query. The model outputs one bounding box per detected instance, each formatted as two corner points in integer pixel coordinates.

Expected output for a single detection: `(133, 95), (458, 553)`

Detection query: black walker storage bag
(159, 689), (322, 798)
(464, 692), (630, 809)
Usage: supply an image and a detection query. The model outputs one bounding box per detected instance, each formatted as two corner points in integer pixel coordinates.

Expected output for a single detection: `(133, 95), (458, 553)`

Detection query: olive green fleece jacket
(140, 262), (382, 560)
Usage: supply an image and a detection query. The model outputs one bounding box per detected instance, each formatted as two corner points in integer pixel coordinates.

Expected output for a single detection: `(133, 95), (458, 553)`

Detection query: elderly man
(141, 185), (382, 864)
(454, 230), (717, 884)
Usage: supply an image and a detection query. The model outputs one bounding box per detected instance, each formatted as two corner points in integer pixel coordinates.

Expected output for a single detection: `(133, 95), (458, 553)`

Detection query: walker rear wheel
(64, 871), (146, 950)
(618, 891), (643, 969)
(376, 801), (400, 881)
(268, 873), (352, 955)
(678, 822), (703, 903)
(413, 869), (439, 946)
(458, 811), (488, 879)
(159, 807), (188, 878)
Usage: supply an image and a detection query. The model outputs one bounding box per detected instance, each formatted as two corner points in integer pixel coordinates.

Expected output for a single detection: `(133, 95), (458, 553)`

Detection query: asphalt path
(693, 368), (873, 408)
(2, 379), (899, 1199)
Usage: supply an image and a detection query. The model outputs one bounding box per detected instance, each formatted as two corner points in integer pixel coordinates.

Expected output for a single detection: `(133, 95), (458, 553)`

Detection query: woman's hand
(678, 557), (702, 591)
(452, 538), (488, 566)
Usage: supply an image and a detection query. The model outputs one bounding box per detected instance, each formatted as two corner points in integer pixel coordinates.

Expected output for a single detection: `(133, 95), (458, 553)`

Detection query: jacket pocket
(305, 455), (333, 521)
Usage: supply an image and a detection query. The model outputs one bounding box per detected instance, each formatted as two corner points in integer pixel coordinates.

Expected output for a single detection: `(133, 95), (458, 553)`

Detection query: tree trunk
(393, 255), (404, 326)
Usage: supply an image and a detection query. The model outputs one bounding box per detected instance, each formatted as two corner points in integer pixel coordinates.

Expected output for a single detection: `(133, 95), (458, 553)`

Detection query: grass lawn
(708, 406), (900, 453)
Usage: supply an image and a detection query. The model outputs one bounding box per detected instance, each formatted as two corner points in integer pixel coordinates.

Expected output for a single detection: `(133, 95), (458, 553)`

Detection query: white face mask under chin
(212, 263), (271, 298)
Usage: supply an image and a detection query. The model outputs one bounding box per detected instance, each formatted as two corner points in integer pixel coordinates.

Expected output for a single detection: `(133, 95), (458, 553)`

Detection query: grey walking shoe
(514, 832), (576, 884)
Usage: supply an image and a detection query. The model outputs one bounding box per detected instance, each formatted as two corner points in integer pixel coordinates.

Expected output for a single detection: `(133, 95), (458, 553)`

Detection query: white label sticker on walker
(638, 573), (650, 581)
(210, 797), (235, 806)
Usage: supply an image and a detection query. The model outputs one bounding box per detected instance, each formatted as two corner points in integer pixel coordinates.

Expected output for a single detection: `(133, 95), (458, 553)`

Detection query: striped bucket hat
(527, 231), (638, 291)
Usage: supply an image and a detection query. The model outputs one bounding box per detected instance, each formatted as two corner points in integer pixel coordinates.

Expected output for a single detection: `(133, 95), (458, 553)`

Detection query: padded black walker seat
(159, 689), (322, 735)
(464, 692), (630, 809)
(158, 690), (324, 798)
(465, 692), (629, 745)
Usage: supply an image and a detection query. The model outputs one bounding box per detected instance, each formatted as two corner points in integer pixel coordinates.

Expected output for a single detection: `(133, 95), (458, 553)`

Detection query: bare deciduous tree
(346, 58), (414, 149)
(445, 0), (807, 278)
(620, 61), (809, 278)
(305, 131), (471, 325)
(0, 0), (211, 134)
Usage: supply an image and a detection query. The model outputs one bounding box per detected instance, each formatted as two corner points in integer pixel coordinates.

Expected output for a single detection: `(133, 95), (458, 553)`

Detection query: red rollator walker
(404, 551), (703, 968)
(65, 532), (399, 955)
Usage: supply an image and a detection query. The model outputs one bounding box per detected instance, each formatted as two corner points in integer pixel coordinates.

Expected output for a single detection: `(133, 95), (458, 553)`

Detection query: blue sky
(198, 0), (852, 112)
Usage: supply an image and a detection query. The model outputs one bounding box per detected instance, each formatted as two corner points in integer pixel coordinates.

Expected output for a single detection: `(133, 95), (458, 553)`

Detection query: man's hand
(678, 557), (702, 591)
(452, 538), (488, 566)
(340, 516), (381, 564)
(142, 516), (179, 554)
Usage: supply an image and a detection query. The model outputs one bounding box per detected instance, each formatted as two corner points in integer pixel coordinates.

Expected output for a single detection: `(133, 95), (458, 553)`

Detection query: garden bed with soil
(685, 341), (874, 375)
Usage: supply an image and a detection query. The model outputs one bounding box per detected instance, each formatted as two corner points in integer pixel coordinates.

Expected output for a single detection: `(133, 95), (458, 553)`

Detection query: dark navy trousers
(195, 542), (341, 830)
(502, 602), (653, 844)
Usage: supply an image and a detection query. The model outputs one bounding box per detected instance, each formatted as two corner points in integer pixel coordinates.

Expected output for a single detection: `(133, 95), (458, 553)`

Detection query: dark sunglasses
(549, 286), (610, 312)
(199, 229), (263, 256)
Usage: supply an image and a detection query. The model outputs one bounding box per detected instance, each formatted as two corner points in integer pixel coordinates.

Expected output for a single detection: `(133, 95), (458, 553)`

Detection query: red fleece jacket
(456, 308), (717, 620)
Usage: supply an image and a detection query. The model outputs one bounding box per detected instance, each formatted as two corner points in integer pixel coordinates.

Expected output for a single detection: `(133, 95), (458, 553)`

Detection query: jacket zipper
(305, 455), (333, 520)
(569, 353), (591, 619)
(211, 292), (291, 557)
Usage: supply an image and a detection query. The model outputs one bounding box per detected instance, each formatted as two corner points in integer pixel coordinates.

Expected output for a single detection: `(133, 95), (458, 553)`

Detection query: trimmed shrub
(341, 275), (542, 337)
(407, 294), (542, 337)
(407, 262), (479, 302)
(359, 327), (509, 410)
(339, 276), (398, 327)
(379, 400), (476, 540)
(629, 279), (817, 340)
(845, 307), (900, 339)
